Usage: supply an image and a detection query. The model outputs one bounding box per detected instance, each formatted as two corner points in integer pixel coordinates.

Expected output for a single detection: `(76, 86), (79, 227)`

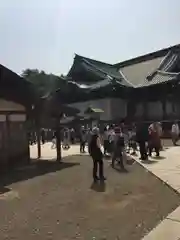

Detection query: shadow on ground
(151, 156), (166, 160)
(0, 186), (11, 195)
(90, 181), (106, 192)
(141, 160), (158, 164)
(113, 167), (129, 173)
(0, 160), (80, 187)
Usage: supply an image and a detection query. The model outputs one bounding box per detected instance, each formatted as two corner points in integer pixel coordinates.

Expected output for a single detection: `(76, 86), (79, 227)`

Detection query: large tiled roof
(114, 44), (180, 68)
(155, 48), (180, 72)
(67, 44), (180, 90)
(0, 64), (37, 107)
(86, 77), (129, 90)
(119, 56), (164, 87)
(114, 44), (180, 87)
(68, 54), (134, 87)
(136, 71), (179, 88)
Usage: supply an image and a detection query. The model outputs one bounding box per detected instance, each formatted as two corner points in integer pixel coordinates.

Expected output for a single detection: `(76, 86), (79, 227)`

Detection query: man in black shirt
(136, 123), (149, 160)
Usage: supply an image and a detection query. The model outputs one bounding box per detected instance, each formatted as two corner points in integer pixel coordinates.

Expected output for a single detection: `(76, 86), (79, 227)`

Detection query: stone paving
(133, 146), (180, 240)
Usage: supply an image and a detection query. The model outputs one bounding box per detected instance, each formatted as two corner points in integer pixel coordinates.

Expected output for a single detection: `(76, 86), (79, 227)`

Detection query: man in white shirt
(171, 121), (179, 146)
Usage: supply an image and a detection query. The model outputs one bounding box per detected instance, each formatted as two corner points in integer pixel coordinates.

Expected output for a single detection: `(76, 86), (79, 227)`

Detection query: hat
(92, 127), (99, 135)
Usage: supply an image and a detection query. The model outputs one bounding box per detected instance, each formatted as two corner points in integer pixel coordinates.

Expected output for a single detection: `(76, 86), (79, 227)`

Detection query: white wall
(147, 101), (163, 119)
(110, 98), (127, 119)
(69, 98), (111, 120)
(69, 98), (127, 120)
(0, 99), (25, 111)
(166, 101), (180, 117)
(166, 101), (173, 116)
(135, 103), (143, 118)
(135, 101), (163, 119)
(69, 98), (180, 121)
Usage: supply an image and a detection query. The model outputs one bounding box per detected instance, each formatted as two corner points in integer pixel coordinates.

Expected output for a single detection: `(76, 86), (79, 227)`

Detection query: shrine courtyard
(0, 141), (180, 240)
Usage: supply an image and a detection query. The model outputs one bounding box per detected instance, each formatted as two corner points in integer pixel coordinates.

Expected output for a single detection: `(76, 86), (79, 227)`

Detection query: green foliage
(21, 69), (63, 97)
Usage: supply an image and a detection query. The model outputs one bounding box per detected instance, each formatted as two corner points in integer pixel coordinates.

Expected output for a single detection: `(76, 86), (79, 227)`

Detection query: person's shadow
(90, 180), (106, 193)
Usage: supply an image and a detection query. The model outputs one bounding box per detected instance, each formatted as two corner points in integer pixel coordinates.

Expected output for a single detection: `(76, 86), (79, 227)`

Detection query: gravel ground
(0, 154), (180, 240)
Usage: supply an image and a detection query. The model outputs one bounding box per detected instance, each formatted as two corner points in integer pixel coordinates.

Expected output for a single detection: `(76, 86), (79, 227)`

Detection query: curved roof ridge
(82, 58), (121, 80)
(114, 43), (180, 68)
(75, 54), (113, 66)
(118, 69), (136, 87)
(157, 70), (180, 76)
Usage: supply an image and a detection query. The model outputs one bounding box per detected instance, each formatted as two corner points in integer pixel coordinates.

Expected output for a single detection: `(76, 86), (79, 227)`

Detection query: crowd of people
(28, 121), (180, 182)
(82, 121), (180, 182)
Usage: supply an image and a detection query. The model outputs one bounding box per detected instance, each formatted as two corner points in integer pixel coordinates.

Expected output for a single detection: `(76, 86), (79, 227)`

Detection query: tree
(21, 69), (63, 97)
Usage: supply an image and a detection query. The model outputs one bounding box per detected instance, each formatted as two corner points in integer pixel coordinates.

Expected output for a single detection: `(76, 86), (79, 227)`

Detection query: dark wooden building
(0, 64), (37, 170)
(65, 44), (180, 122)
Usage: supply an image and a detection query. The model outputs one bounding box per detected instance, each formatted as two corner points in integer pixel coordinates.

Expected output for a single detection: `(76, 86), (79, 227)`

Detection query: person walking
(89, 127), (106, 182)
(111, 127), (126, 170)
(51, 132), (57, 149)
(70, 128), (75, 144)
(171, 121), (179, 146)
(108, 127), (115, 155)
(129, 124), (137, 155)
(87, 128), (92, 155)
(62, 128), (70, 149)
(80, 126), (87, 153)
(103, 126), (109, 155)
(41, 129), (45, 145)
(136, 122), (149, 160)
(148, 122), (161, 157)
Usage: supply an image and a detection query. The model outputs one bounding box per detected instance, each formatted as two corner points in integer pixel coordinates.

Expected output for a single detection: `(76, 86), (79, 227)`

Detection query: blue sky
(0, 0), (180, 75)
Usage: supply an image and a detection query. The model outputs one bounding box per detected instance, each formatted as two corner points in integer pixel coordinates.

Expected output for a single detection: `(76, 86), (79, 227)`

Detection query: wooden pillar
(127, 99), (136, 122)
(142, 101), (148, 121)
(37, 128), (41, 159)
(142, 88), (149, 121)
(1, 114), (8, 171)
(162, 99), (167, 120)
(6, 114), (10, 169)
(56, 117), (62, 162)
(36, 116), (41, 159)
